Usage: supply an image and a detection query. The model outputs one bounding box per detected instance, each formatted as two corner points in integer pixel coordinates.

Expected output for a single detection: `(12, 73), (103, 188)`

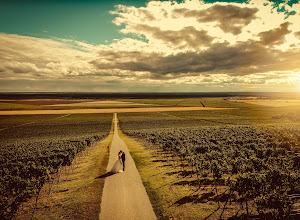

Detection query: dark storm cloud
(258, 22), (291, 46)
(173, 4), (258, 35)
(133, 25), (213, 48)
(91, 40), (300, 79)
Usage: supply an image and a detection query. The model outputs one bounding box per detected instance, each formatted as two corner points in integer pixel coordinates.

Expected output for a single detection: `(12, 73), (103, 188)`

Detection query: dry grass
(119, 131), (250, 220)
(14, 126), (114, 220)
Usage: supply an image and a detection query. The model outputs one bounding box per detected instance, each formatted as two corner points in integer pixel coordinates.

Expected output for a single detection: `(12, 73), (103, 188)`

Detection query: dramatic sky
(1, 0), (300, 92)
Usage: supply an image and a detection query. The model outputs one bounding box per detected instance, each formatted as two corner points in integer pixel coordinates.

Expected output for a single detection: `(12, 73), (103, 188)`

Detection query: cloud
(132, 25), (213, 49)
(173, 4), (259, 35)
(295, 31), (300, 39)
(0, 33), (98, 79)
(2, 61), (39, 74)
(96, 0), (300, 83)
(258, 22), (291, 46)
(90, 40), (300, 79)
(1, 0), (300, 92)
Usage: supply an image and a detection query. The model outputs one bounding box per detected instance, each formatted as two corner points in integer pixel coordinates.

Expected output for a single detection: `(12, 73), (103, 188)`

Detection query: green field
(118, 104), (297, 132)
(118, 97), (252, 108)
(0, 103), (43, 110)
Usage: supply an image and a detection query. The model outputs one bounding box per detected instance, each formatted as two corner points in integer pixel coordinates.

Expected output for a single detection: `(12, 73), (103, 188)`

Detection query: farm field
(117, 105), (298, 131)
(117, 98), (300, 219)
(44, 100), (152, 107)
(3, 0), (300, 218)
(0, 96), (278, 111)
(0, 106), (234, 115)
(0, 99), (156, 111)
(0, 113), (113, 219)
(14, 126), (114, 220)
(120, 125), (300, 219)
(229, 99), (300, 107)
(0, 98), (238, 115)
(0, 114), (113, 145)
(1, 94), (300, 219)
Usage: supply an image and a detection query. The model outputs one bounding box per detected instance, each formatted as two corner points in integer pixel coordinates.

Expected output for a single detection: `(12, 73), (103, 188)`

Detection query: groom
(121, 150), (126, 171)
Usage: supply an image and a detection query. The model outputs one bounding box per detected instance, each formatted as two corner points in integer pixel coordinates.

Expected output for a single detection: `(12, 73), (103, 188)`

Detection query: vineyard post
(56, 166), (63, 192)
(76, 154), (79, 168)
(31, 185), (42, 220)
(219, 188), (231, 219)
(46, 171), (58, 205)
(214, 176), (220, 207)
(86, 144), (90, 156)
(71, 158), (75, 173)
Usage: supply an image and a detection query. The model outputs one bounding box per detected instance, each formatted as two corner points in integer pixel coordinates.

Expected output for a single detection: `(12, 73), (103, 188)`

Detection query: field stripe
(0, 114), (70, 132)
(0, 107), (235, 115)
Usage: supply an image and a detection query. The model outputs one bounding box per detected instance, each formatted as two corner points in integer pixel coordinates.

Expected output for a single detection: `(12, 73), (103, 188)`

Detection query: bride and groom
(110, 150), (126, 173)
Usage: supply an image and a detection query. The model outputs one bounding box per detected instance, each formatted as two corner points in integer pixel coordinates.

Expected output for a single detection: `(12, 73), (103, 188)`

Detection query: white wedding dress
(110, 157), (123, 173)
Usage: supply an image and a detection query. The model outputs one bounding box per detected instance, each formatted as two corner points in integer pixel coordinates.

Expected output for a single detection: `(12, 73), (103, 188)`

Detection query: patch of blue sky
(287, 0), (300, 7)
(1, 0), (299, 45)
(203, 0), (248, 3)
(0, 0), (146, 45)
(268, 0), (299, 7)
(267, 0), (299, 18)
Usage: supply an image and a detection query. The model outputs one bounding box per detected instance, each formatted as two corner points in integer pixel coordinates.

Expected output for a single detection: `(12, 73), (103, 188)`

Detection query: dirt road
(0, 107), (233, 115)
(99, 114), (156, 220)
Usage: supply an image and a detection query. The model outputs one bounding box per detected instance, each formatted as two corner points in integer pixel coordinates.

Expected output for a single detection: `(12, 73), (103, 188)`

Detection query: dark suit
(121, 152), (126, 171)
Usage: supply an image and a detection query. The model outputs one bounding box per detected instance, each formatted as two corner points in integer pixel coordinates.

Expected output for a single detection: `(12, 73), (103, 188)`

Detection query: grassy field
(0, 99), (157, 110)
(0, 102), (43, 110)
(117, 104), (297, 132)
(118, 97), (300, 109)
(118, 98), (249, 108)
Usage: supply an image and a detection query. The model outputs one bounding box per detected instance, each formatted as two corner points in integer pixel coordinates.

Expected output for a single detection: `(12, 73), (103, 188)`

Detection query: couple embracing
(110, 150), (126, 173)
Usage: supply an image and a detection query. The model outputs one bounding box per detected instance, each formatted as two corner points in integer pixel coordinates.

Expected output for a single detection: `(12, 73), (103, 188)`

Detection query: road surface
(99, 113), (156, 220)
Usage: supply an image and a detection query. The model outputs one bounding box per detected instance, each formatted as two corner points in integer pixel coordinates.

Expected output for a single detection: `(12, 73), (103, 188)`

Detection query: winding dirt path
(99, 113), (156, 220)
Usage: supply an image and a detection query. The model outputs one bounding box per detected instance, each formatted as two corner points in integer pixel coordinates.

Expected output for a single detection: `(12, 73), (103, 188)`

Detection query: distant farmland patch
(45, 100), (152, 107)
(229, 99), (300, 107)
(0, 99), (83, 106)
(0, 106), (234, 115)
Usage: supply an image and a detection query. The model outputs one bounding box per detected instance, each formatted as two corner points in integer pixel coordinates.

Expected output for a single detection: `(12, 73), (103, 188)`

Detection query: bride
(110, 151), (123, 173)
